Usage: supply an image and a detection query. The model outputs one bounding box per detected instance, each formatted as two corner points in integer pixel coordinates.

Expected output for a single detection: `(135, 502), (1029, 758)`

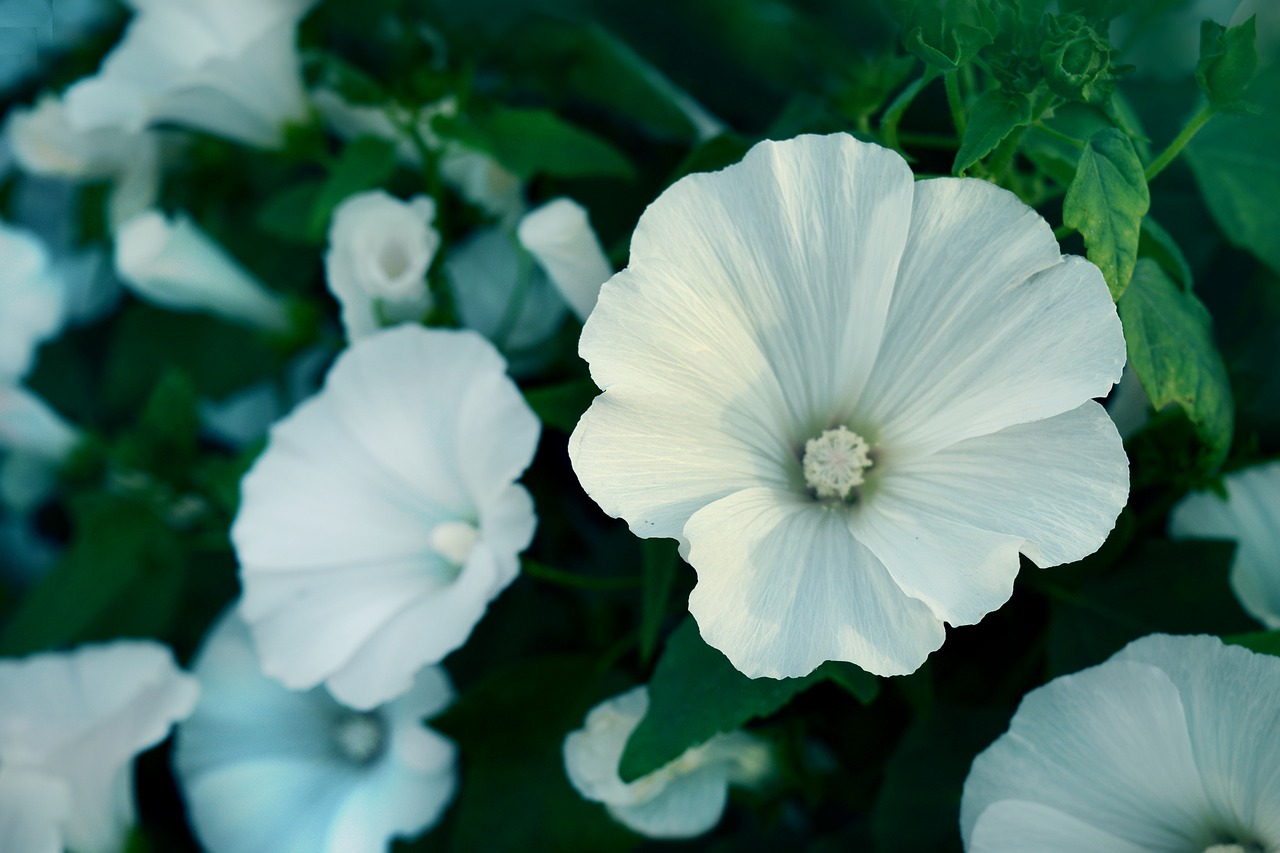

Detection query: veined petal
(968, 801), (1155, 853)
(685, 487), (945, 678)
(861, 178), (1125, 454)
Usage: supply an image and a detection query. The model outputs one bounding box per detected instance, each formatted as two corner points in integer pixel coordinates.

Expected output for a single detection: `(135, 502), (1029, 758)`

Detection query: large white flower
(0, 220), (64, 382)
(233, 325), (540, 709)
(563, 686), (771, 839)
(62, 0), (317, 149)
(0, 640), (199, 853)
(114, 209), (292, 333)
(961, 634), (1280, 852)
(570, 133), (1128, 680)
(173, 611), (457, 853)
(325, 190), (440, 341)
(1170, 461), (1280, 628)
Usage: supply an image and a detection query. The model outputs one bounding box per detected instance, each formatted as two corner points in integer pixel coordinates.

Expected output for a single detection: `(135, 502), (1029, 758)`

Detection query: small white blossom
(563, 686), (771, 839)
(325, 191), (440, 341)
(114, 210), (292, 333)
(233, 325), (540, 709)
(0, 641), (199, 853)
(63, 0), (318, 149)
(0, 221), (64, 382)
(1170, 460), (1280, 628)
(962, 634), (1280, 852)
(173, 611), (458, 853)
(570, 133), (1128, 679)
(517, 197), (614, 322)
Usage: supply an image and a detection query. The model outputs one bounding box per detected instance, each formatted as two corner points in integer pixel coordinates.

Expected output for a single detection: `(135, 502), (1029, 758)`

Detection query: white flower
(173, 611), (457, 853)
(563, 686), (771, 839)
(0, 384), (80, 510)
(114, 210), (292, 333)
(570, 133), (1129, 680)
(1170, 461), (1280, 629)
(233, 325), (540, 709)
(517, 197), (614, 322)
(5, 93), (162, 229)
(0, 640), (199, 853)
(438, 147), (526, 224)
(961, 634), (1280, 852)
(62, 0), (317, 149)
(0, 220), (64, 382)
(325, 191), (440, 341)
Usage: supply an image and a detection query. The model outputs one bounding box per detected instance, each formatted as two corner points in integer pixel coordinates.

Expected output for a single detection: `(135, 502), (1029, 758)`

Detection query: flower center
(802, 426), (872, 500)
(333, 712), (386, 765)
(430, 520), (479, 566)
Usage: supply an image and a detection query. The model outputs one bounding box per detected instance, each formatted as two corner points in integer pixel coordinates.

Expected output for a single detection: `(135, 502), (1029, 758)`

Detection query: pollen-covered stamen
(802, 426), (872, 500)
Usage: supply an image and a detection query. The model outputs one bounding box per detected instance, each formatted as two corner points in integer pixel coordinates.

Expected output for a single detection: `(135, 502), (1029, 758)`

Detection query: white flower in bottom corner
(325, 190), (440, 341)
(0, 641), (199, 853)
(233, 324), (540, 710)
(961, 634), (1280, 853)
(173, 612), (457, 853)
(563, 686), (770, 839)
(1170, 461), (1280, 628)
(570, 132), (1129, 680)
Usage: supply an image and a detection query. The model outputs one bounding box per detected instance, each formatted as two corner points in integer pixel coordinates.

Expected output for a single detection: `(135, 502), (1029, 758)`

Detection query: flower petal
(608, 766), (729, 839)
(0, 768), (69, 853)
(961, 659), (1210, 850)
(860, 178), (1124, 454)
(968, 800), (1153, 853)
(685, 487), (944, 678)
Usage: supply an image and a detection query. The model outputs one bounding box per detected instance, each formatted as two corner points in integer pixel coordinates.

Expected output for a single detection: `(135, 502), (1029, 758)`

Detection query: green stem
(1032, 121), (1086, 149)
(880, 66), (940, 151)
(944, 70), (966, 137)
(522, 559), (642, 591)
(1144, 103), (1215, 182)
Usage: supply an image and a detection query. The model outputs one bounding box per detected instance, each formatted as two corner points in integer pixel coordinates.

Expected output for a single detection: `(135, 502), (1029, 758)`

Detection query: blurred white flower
(5, 93), (162, 229)
(63, 0), (318, 149)
(114, 210), (292, 333)
(325, 191), (440, 341)
(517, 197), (613, 322)
(1170, 460), (1280, 628)
(570, 133), (1128, 680)
(0, 640), (199, 853)
(173, 611), (458, 853)
(961, 634), (1280, 852)
(563, 686), (771, 839)
(0, 385), (80, 510)
(233, 325), (540, 709)
(0, 221), (64, 382)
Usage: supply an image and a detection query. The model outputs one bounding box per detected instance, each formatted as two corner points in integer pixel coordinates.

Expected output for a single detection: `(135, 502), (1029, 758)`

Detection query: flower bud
(1040, 14), (1123, 104)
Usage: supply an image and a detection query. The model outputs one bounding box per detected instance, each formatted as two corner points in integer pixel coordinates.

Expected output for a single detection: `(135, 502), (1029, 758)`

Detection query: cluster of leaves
(2, 0), (1279, 851)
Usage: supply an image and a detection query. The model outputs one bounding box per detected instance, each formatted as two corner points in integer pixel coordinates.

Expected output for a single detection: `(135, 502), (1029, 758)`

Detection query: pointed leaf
(1063, 128), (1149, 299)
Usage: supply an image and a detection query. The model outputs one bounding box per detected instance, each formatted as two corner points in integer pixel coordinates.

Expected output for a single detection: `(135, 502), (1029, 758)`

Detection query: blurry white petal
(438, 145), (525, 224)
(0, 768), (69, 853)
(0, 385), (79, 460)
(115, 210), (291, 332)
(517, 197), (613, 321)
(969, 801), (1153, 853)
(0, 221), (64, 381)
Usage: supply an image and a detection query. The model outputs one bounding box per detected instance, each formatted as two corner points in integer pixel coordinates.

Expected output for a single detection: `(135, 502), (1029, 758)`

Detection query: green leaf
(1138, 216), (1193, 290)
(308, 136), (399, 238)
(428, 656), (635, 853)
(1224, 631), (1280, 657)
(438, 108), (635, 182)
(1186, 66), (1280, 274)
(893, 0), (998, 71)
(952, 88), (1032, 174)
(523, 377), (598, 434)
(1118, 259), (1234, 471)
(1197, 16), (1258, 113)
(639, 539), (679, 665)
(619, 618), (877, 781)
(1063, 128), (1150, 299)
(256, 180), (325, 245)
(1045, 539), (1251, 675)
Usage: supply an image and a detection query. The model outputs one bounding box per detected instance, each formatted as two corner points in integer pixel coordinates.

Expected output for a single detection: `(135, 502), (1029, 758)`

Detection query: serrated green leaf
(639, 539), (678, 665)
(1224, 631), (1280, 657)
(1197, 16), (1258, 113)
(439, 108), (635, 181)
(952, 88), (1032, 174)
(1118, 259), (1234, 471)
(308, 136), (399, 238)
(619, 618), (877, 781)
(523, 377), (598, 434)
(1138, 216), (1193, 290)
(1063, 128), (1150, 299)
(1186, 66), (1280, 274)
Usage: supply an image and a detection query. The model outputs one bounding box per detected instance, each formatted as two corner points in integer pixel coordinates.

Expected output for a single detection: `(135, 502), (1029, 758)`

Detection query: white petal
(0, 385), (80, 460)
(608, 766), (729, 839)
(517, 197), (613, 321)
(859, 178), (1125, 454)
(5, 93), (137, 180)
(684, 487), (945, 678)
(563, 686), (649, 807)
(0, 768), (69, 853)
(1170, 462), (1280, 628)
(114, 210), (291, 332)
(0, 220), (64, 382)
(853, 403), (1128, 625)
(1115, 635), (1280, 844)
(960, 659), (1210, 850)
(968, 800), (1154, 853)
